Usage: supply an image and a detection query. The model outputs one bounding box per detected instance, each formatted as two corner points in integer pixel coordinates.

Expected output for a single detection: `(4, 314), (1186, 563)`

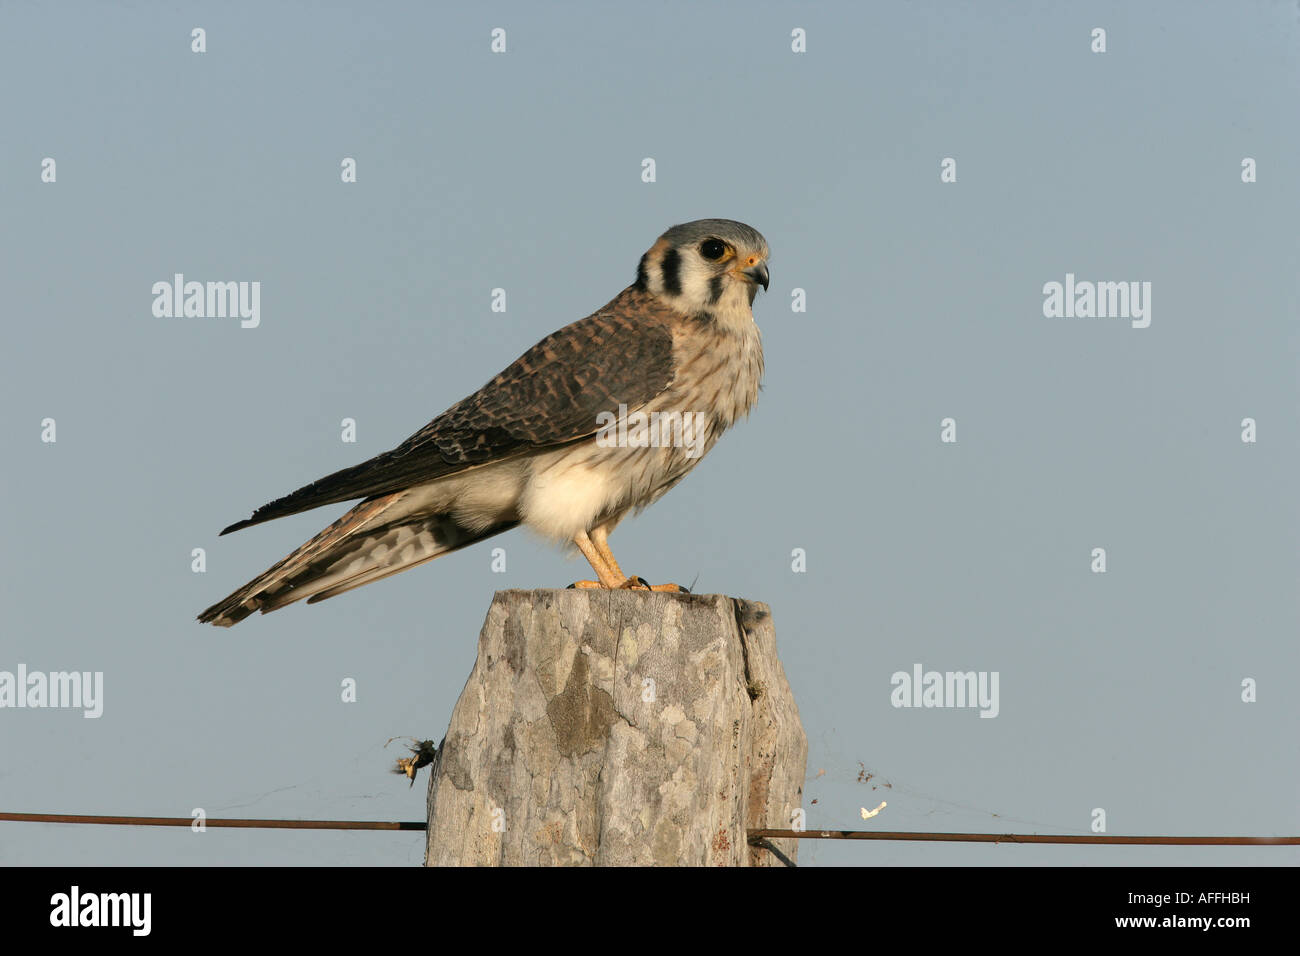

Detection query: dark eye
(700, 239), (727, 260)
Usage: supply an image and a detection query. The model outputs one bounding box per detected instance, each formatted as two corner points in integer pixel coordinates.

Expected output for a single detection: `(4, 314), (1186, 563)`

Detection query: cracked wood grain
(424, 589), (806, 867)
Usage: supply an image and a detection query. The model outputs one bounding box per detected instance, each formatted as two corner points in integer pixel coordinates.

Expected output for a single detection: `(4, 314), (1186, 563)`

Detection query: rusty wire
(749, 829), (1300, 845)
(3, 812), (1296, 844)
(0, 812), (422, 830)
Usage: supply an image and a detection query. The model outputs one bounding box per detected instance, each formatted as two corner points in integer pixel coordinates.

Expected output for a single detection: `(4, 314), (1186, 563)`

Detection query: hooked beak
(742, 260), (770, 292)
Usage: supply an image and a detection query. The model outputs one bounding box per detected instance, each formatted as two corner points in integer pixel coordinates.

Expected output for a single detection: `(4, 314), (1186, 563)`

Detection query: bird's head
(635, 219), (770, 324)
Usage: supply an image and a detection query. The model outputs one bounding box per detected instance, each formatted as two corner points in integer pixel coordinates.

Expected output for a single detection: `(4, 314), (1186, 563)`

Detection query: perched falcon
(198, 219), (770, 626)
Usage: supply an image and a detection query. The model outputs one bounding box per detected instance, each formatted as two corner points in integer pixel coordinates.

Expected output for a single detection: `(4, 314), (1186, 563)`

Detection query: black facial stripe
(660, 248), (682, 296)
(635, 253), (650, 290)
(708, 275), (724, 304)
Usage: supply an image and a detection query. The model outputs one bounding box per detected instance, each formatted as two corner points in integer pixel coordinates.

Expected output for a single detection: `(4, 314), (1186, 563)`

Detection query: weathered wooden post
(424, 589), (806, 866)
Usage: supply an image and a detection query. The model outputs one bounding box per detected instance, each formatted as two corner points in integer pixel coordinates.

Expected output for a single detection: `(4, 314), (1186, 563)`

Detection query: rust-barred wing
(218, 287), (677, 535)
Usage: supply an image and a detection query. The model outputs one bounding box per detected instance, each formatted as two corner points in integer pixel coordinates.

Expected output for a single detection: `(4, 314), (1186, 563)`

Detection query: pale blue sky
(1, 1), (1296, 866)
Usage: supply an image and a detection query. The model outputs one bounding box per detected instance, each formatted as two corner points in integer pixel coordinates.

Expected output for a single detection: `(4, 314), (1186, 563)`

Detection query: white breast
(517, 313), (763, 544)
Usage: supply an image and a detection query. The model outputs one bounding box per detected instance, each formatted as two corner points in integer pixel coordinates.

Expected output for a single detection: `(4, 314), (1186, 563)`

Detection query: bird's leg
(590, 525), (690, 593)
(589, 525), (626, 582)
(569, 529), (627, 589)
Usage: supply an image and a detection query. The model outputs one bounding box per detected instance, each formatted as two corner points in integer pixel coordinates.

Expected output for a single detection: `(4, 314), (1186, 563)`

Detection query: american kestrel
(198, 219), (770, 626)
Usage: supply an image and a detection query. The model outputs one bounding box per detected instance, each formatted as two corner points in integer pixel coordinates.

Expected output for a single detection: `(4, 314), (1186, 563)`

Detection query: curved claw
(566, 578), (690, 593)
(623, 577), (690, 593)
